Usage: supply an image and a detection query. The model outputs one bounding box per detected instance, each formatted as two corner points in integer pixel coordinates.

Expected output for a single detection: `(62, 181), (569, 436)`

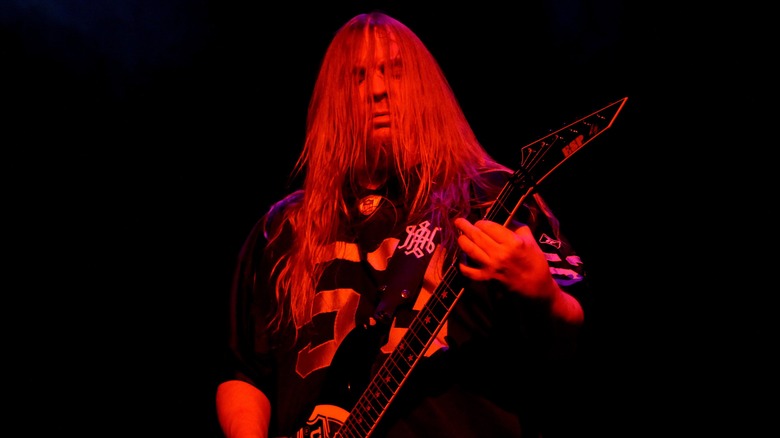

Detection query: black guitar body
(320, 323), (389, 409)
(295, 323), (389, 438)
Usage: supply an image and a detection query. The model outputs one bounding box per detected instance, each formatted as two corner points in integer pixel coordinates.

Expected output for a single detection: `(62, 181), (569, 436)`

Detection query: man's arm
(216, 380), (271, 438)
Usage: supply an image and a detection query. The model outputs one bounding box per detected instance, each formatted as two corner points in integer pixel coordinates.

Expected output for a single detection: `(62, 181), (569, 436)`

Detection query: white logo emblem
(398, 220), (440, 258)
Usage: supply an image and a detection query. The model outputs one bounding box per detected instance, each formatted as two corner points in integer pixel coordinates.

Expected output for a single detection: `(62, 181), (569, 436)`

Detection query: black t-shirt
(221, 174), (587, 438)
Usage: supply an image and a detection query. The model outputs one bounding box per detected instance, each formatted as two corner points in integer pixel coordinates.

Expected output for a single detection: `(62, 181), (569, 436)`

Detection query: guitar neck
(338, 260), (466, 437)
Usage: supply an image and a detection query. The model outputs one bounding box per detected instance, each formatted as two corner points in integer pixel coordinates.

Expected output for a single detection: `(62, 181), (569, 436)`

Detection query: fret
(489, 197), (515, 221)
(378, 359), (403, 388)
(403, 327), (427, 354)
(349, 401), (376, 432)
(364, 391), (384, 414)
(352, 397), (376, 420)
(341, 414), (367, 438)
(410, 307), (438, 336)
(395, 343), (415, 368)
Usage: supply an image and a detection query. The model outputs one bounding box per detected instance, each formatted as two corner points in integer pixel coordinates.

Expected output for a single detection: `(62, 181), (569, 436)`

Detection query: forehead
(359, 27), (399, 61)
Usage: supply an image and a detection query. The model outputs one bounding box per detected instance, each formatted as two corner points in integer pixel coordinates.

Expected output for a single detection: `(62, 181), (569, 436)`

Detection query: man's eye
(390, 61), (402, 79)
(354, 67), (366, 84)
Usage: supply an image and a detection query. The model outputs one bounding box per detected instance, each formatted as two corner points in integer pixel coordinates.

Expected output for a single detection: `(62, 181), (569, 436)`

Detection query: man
(217, 11), (585, 438)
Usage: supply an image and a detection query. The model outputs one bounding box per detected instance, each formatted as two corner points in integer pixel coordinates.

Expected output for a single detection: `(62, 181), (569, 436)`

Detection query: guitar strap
(373, 218), (441, 326)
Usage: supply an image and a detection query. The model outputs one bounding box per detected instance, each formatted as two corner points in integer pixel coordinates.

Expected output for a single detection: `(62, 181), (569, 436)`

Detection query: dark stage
(3, 1), (770, 436)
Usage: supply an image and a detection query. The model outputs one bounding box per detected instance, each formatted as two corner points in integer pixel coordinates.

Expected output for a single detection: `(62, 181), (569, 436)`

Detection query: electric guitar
(294, 97), (629, 438)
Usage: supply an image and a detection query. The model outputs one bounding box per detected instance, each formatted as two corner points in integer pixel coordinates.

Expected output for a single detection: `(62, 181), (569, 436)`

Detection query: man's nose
(371, 72), (387, 100)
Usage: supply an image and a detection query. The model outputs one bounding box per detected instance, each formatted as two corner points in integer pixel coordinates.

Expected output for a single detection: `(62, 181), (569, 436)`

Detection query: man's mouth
(373, 113), (390, 127)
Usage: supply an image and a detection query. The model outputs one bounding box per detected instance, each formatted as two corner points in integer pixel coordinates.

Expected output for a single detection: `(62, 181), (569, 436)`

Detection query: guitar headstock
(518, 96), (628, 186)
(488, 97), (628, 226)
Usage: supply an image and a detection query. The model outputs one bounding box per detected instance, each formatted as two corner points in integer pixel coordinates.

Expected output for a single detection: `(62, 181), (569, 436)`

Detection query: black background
(3, 1), (771, 436)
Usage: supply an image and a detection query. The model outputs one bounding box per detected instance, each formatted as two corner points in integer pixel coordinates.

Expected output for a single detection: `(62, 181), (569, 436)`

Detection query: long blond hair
(261, 12), (509, 335)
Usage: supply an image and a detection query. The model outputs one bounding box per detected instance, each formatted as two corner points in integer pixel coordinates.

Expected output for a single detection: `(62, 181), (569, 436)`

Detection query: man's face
(356, 32), (401, 149)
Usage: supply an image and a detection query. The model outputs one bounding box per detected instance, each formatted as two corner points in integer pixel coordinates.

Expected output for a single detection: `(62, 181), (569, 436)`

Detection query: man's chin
(368, 130), (392, 146)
